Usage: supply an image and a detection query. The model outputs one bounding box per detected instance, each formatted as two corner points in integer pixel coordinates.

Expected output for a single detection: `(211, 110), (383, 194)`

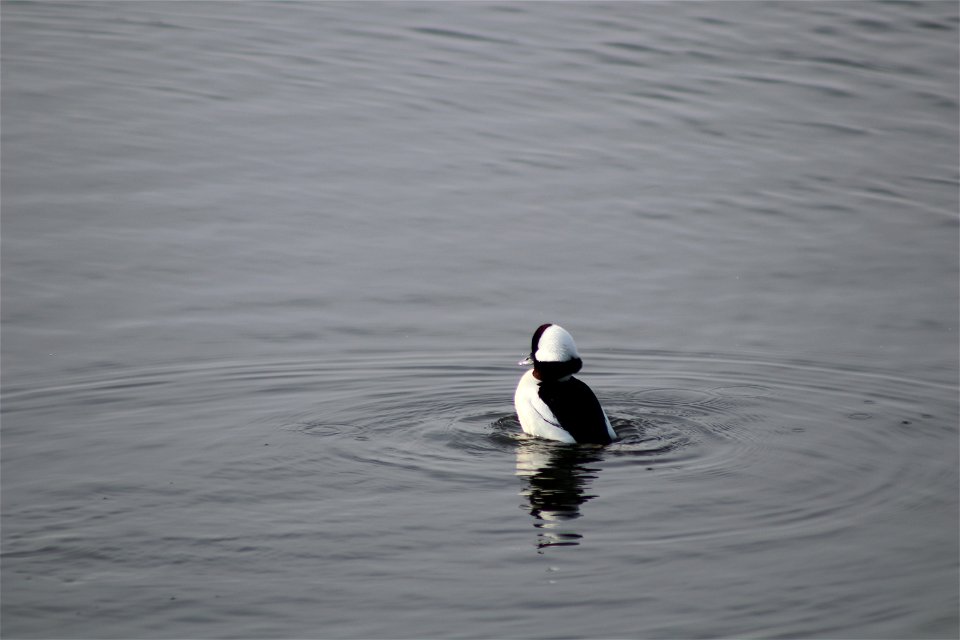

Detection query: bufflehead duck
(514, 324), (617, 445)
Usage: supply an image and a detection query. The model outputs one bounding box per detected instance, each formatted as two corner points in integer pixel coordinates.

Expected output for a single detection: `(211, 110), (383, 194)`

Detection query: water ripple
(4, 349), (955, 555)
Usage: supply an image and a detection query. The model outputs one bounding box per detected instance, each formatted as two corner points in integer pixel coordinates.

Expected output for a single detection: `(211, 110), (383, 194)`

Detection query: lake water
(2, 2), (958, 638)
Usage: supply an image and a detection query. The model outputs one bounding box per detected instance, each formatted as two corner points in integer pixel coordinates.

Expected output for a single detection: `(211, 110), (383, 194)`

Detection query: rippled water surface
(3, 2), (958, 639)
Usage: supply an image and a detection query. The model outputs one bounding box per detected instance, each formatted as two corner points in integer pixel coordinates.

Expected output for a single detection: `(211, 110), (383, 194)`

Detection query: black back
(536, 376), (612, 445)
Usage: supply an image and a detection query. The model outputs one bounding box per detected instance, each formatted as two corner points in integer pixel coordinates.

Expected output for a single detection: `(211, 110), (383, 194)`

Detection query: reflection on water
(515, 440), (605, 551)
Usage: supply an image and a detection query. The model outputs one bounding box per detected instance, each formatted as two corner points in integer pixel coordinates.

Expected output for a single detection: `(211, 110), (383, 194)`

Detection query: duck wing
(536, 377), (612, 445)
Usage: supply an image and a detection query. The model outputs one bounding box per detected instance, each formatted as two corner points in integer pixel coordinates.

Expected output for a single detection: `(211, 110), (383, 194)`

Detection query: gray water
(2, 2), (958, 638)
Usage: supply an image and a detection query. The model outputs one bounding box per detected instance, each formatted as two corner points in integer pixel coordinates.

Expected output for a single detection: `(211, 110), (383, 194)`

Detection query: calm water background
(2, 1), (958, 638)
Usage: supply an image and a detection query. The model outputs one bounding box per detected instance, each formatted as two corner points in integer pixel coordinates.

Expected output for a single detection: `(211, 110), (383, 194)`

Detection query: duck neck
(533, 357), (582, 382)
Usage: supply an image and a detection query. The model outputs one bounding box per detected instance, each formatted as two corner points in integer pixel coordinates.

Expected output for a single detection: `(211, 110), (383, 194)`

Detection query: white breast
(513, 369), (577, 444)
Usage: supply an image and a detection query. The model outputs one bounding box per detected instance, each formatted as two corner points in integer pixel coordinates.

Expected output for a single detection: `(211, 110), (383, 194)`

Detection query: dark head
(520, 323), (583, 382)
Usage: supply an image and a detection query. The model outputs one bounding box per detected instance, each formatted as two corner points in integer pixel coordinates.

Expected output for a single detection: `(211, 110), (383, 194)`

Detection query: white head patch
(534, 324), (580, 363)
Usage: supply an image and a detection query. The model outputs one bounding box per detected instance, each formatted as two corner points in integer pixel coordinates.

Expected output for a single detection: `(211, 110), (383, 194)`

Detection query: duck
(513, 323), (617, 445)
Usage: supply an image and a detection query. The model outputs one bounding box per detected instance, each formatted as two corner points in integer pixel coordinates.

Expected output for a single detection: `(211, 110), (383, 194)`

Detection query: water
(2, 2), (957, 638)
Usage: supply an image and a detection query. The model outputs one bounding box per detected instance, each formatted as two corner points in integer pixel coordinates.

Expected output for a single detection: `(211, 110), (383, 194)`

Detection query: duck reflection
(515, 440), (605, 550)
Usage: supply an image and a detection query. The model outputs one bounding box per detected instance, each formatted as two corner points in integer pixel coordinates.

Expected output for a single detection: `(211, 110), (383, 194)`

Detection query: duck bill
(518, 355), (534, 366)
